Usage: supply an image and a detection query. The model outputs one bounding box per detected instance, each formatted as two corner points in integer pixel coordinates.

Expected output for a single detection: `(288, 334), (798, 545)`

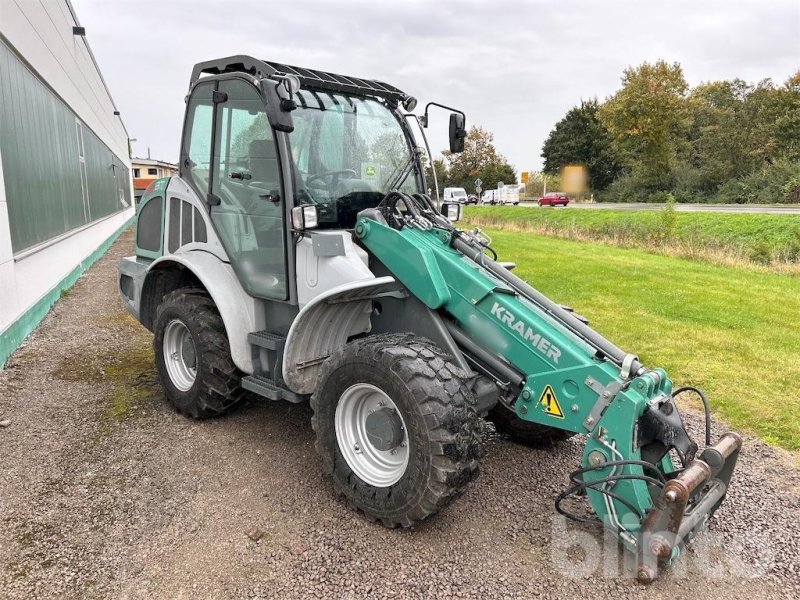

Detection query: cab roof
(190, 55), (411, 106)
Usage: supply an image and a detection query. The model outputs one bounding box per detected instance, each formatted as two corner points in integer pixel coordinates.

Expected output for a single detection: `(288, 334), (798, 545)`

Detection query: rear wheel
(311, 334), (483, 527)
(489, 403), (573, 446)
(154, 288), (245, 418)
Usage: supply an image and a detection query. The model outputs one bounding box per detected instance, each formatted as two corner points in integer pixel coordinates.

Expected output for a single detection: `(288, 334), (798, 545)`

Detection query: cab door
(208, 78), (288, 300)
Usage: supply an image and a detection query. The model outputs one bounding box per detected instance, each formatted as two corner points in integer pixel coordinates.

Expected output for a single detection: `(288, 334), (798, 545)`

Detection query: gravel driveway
(1, 229), (798, 599)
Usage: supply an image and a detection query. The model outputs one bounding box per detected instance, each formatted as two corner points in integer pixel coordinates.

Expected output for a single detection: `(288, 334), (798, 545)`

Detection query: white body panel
(164, 178), (229, 262)
(150, 252), (263, 374)
(295, 231), (373, 308)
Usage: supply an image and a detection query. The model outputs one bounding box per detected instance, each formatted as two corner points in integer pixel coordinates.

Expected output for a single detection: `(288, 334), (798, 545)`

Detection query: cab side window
(181, 82), (214, 196)
(209, 78), (287, 300)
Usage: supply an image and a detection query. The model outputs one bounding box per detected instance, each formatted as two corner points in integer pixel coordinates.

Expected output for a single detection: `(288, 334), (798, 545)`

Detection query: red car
(538, 192), (570, 206)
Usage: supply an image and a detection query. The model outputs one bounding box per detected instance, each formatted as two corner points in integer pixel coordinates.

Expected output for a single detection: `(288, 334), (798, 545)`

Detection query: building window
(133, 168), (140, 177)
(147, 167), (158, 176)
(75, 120), (90, 222)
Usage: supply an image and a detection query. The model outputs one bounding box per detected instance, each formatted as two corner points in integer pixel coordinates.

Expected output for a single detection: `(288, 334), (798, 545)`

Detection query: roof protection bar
(189, 55), (411, 105)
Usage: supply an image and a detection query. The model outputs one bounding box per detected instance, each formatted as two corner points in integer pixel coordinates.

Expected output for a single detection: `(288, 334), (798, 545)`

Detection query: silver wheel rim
(334, 383), (409, 487)
(163, 319), (197, 392)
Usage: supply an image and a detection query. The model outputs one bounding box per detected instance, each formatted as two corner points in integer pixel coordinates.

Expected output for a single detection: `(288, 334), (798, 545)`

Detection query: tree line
(541, 61), (800, 203)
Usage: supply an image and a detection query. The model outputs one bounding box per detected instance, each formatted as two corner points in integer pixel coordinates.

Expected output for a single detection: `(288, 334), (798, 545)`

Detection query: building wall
(0, 0), (129, 161)
(0, 0), (134, 367)
(132, 162), (178, 179)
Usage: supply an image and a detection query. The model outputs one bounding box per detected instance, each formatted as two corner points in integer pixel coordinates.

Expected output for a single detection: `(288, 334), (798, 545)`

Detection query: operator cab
(176, 56), (465, 303)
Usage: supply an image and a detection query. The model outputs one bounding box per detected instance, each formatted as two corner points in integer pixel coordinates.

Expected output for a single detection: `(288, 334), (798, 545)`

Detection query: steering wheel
(306, 169), (357, 190)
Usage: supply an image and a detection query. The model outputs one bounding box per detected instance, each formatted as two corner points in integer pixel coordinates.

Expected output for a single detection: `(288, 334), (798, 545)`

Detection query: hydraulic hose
(672, 386), (712, 446)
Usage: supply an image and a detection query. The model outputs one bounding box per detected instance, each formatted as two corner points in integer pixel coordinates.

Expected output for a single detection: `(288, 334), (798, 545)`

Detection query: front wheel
(154, 288), (245, 418)
(311, 334), (483, 527)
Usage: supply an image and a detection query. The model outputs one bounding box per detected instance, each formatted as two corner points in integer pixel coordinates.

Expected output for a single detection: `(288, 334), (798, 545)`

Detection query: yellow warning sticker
(539, 385), (564, 419)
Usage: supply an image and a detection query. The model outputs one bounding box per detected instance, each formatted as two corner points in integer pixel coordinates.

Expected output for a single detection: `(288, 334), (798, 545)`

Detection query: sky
(74, 0), (800, 174)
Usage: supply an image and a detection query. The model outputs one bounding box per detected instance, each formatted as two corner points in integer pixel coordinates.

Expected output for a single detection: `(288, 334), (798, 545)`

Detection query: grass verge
(484, 229), (800, 453)
(463, 206), (800, 272)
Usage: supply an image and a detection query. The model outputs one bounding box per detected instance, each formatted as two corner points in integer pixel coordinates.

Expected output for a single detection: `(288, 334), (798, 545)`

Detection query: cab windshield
(288, 90), (422, 228)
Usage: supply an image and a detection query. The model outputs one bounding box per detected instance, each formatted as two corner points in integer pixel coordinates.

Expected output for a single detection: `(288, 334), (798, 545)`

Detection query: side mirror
(260, 77), (295, 133)
(441, 202), (462, 222)
(449, 113), (466, 153)
(291, 204), (319, 230)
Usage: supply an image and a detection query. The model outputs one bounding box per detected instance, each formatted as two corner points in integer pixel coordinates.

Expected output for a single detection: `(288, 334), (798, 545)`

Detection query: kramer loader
(118, 56), (741, 582)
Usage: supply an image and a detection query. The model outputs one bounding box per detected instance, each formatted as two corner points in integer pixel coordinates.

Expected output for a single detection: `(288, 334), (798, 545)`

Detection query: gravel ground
(1, 229), (798, 599)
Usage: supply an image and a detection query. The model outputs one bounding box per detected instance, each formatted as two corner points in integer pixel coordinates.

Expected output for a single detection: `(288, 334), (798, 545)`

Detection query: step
(248, 330), (286, 351)
(242, 374), (304, 404)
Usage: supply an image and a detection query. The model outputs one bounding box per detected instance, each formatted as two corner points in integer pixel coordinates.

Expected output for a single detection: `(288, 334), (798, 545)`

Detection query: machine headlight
(291, 204), (319, 230)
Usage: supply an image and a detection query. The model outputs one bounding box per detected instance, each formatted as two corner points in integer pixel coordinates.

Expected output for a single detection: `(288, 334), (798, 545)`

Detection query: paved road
(514, 202), (800, 214)
(1, 230), (798, 599)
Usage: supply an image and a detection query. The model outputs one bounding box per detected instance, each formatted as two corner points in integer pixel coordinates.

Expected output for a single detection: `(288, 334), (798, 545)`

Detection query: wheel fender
(147, 252), (260, 374)
(282, 276), (396, 395)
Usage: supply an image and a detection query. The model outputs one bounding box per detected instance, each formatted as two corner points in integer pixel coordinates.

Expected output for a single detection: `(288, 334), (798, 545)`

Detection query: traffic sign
(474, 178), (482, 187)
(498, 181), (504, 189)
(521, 171), (529, 184)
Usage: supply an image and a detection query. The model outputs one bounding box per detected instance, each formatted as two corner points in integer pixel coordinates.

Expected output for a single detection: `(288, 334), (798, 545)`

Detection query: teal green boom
(355, 212), (741, 583)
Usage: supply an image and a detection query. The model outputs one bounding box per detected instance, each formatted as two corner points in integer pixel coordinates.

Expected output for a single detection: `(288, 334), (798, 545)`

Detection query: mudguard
(282, 276), (397, 394)
(146, 251), (262, 374)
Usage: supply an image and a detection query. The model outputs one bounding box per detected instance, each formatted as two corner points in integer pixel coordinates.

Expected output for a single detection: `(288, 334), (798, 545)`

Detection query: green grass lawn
(485, 228), (800, 452)
(464, 206), (800, 264)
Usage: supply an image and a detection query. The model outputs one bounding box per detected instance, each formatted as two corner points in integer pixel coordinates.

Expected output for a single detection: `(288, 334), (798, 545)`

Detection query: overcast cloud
(74, 0), (800, 173)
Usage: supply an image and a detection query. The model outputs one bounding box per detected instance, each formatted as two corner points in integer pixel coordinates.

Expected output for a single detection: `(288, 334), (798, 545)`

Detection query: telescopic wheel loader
(118, 56), (741, 583)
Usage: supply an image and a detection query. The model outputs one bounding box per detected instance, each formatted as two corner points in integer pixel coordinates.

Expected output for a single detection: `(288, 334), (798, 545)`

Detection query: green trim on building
(0, 217), (133, 368)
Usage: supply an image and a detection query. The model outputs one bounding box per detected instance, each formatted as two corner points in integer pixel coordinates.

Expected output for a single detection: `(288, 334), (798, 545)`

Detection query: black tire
(154, 288), (245, 419)
(311, 333), (483, 527)
(489, 403), (573, 446)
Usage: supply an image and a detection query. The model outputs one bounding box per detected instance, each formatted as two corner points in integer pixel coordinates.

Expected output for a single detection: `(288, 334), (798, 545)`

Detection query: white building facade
(0, 0), (134, 366)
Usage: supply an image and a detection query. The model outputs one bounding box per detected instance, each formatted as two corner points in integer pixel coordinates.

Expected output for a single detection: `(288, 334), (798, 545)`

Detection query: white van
(442, 187), (468, 204)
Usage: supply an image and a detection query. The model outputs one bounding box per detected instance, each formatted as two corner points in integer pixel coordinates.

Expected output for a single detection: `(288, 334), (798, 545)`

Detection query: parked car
(538, 192), (570, 206)
(466, 194), (479, 205)
(442, 187), (468, 204)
